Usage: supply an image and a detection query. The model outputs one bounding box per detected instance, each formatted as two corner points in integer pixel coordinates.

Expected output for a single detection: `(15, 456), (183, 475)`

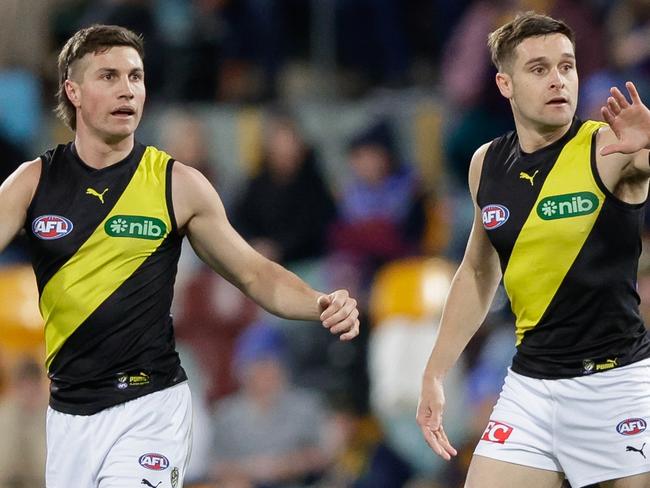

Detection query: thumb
(317, 294), (331, 310)
(600, 143), (630, 156)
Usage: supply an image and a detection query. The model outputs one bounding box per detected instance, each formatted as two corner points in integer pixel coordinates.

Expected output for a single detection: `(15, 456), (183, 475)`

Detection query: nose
(118, 75), (135, 99)
(548, 67), (564, 90)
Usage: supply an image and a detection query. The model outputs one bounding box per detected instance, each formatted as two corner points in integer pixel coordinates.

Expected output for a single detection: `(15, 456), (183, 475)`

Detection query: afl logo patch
(32, 215), (73, 240)
(617, 418), (647, 436)
(139, 453), (170, 471)
(482, 204), (510, 230)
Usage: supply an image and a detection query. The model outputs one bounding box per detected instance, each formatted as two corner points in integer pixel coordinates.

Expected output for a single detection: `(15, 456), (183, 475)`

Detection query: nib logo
(105, 215), (167, 240)
(537, 192), (599, 220)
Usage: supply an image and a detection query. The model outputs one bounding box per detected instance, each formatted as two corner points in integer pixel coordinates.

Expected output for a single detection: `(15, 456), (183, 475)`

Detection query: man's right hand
(416, 376), (458, 461)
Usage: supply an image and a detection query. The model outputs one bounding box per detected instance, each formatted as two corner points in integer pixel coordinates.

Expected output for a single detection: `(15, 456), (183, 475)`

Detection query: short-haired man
(0, 25), (360, 488)
(418, 12), (650, 488)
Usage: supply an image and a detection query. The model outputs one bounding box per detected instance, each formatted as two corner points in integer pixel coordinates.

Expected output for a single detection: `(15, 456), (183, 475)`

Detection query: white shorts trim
(474, 359), (650, 487)
(46, 382), (193, 488)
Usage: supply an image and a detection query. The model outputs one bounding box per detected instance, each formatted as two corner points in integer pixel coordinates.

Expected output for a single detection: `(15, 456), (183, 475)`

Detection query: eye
(130, 73), (143, 81)
(532, 66), (545, 75)
(102, 72), (113, 80)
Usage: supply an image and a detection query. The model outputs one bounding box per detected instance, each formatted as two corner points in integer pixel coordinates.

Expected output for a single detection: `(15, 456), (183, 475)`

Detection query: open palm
(600, 81), (650, 156)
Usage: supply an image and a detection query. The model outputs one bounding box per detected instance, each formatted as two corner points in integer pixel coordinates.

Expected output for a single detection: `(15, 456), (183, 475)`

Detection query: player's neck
(514, 117), (573, 154)
(73, 131), (135, 169)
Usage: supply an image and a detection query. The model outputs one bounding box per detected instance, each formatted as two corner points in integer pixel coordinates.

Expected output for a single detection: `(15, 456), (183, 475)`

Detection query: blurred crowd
(1, 0), (650, 487)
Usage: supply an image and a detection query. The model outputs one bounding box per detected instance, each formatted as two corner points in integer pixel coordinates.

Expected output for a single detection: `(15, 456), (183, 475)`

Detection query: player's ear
(495, 72), (513, 99)
(65, 79), (81, 108)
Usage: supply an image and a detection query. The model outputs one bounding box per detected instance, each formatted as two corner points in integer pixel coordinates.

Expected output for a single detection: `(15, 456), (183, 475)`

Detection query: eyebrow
(524, 53), (576, 66)
(96, 67), (144, 75)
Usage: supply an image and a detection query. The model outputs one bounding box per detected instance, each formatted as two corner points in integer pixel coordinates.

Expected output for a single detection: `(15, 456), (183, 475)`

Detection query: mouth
(546, 97), (569, 106)
(110, 107), (136, 118)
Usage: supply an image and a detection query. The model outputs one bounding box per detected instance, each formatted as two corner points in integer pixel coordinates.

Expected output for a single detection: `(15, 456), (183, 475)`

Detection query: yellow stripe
(504, 121), (606, 345)
(41, 147), (173, 369)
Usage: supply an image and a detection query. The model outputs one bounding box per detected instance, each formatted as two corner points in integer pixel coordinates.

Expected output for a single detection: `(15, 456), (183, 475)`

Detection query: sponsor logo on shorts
(171, 467), (179, 488)
(537, 192), (599, 220)
(105, 215), (167, 240)
(481, 420), (514, 444)
(139, 453), (169, 471)
(626, 443), (647, 459)
(617, 418), (647, 436)
(482, 204), (510, 230)
(141, 479), (161, 488)
(32, 215), (74, 240)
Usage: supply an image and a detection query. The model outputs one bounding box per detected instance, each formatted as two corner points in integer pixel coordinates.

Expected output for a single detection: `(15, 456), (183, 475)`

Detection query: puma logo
(141, 480), (162, 488)
(519, 170), (539, 186)
(626, 443), (646, 459)
(86, 187), (109, 204)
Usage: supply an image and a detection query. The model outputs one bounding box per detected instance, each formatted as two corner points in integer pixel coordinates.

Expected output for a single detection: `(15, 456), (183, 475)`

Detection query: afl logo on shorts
(482, 204), (509, 230)
(617, 418), (647, 436)
(139, 453), (170, 470)
(481, 420), (514, 444)
(32, 215), (74, 240)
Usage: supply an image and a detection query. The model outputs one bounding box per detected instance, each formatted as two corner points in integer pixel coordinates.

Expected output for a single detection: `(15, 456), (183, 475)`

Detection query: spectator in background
(0, 357), (47, 488)
(233, 110), (337, 265)
(330, 119), (427, 299)
(210, 321), (331, 488)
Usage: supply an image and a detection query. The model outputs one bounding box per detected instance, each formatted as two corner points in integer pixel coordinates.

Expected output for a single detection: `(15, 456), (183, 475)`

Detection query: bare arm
(416, 143), (502, 459)
(172, 162), (359, 339)
(0, 159), (41, 254)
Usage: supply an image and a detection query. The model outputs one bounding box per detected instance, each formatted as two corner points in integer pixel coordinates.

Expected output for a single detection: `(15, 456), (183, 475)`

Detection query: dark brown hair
(487, 12), (575, 72)
(55, 25), (144, 130)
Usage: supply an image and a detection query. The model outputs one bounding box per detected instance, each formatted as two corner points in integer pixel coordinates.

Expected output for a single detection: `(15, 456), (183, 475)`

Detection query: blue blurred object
(0, 69), (41, 147)
(233, 321), (287, 373)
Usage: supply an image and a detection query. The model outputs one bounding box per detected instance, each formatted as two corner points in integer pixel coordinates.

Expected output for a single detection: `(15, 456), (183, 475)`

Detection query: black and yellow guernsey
(478, 118), (650, 379)
(26, 141), (187, 414)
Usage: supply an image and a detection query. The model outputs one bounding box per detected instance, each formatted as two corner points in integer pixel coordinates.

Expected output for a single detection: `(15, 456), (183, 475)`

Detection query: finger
(610, 86), (629, 109)
(435, 426), (458, 456)
(601, 106), (615, 126)
(608, 96), (621, 115)
(322, 298), (356, 327)
(319, 292), (347, 322)
(339, 319), (360, 340)
(421, 426), (452, 460)
(600, 143), (622, 156)
(329, 308), (359, 334)
(627, 81), (641, 104)
(317, 295), (331, 311)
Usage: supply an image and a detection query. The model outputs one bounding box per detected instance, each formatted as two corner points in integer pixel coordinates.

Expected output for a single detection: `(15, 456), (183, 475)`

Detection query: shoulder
(3, 157), (41, 190)
(468, 141), (493, 196)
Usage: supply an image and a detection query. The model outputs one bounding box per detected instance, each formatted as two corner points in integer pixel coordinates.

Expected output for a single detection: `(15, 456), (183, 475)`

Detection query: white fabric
(46, 382), (192, 488)
(474, 359), (650, 487)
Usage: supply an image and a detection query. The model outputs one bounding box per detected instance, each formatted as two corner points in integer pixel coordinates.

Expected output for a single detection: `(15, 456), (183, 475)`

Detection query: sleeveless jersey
(477, 118), (650, 379)
(26, 142), (187, 414)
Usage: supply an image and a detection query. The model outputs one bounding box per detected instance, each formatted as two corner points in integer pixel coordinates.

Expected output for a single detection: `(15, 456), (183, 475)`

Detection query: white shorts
(46, 382), (192, 488)
(474, 358), (650, 488)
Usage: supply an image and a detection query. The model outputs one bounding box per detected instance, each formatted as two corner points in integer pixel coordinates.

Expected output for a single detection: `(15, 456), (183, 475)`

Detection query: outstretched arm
(416, 143), (502, 460)
(0, 159), (41, 254)
(600, 81), (650, 159)
(172, 162), (359, 340)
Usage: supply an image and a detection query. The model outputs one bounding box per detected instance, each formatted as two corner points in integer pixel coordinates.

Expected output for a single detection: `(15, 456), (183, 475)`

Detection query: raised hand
(416, 376), (458, 461)
(318, 290), (360, 341)
(600, 81), (650, 156)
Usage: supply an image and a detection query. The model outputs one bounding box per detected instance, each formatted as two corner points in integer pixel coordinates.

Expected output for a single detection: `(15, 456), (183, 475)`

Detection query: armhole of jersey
(476, 140), (495, 207)
(165, 158), (179, 234)
(26, 151), (52, 217)
(589, 130), (645, 210)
